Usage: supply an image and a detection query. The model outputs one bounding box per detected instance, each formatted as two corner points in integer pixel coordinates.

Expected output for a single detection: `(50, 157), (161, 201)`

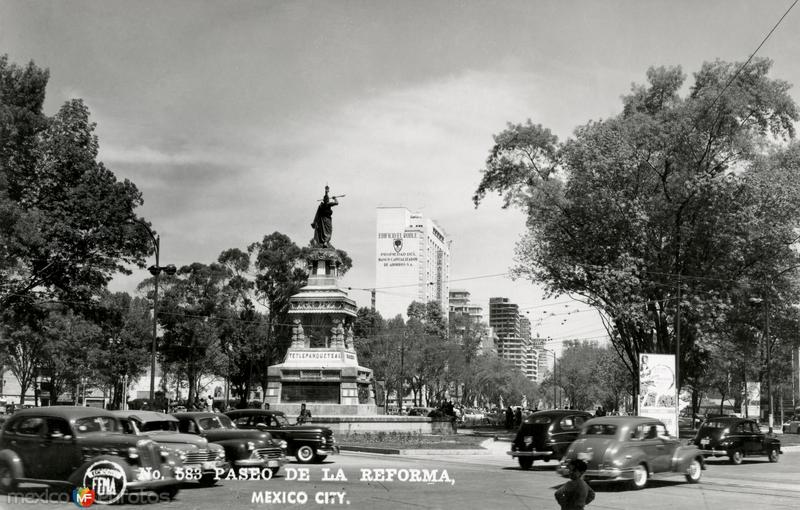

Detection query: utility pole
(675, 274), (681, 437)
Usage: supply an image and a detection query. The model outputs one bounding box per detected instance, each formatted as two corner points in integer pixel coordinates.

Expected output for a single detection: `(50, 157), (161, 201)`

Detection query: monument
(265, 187), (377, 416)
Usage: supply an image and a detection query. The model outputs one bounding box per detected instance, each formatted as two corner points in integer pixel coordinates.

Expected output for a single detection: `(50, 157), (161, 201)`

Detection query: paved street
(3, 440), (799, 510)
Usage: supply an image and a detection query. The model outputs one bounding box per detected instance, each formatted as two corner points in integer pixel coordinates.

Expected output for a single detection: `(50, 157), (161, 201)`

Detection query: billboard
(639, 353), (678, 437)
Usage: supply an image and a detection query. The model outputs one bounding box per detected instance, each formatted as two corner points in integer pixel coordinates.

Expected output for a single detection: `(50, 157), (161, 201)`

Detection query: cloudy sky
(2, 0), (799, 348)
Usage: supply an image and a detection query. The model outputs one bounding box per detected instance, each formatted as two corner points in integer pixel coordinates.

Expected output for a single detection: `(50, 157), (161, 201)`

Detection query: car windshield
(583, 424), (617, 436)
(199, 415), (234, 430)
(139, 420), (179, 432)
(75, 416), (120, 434)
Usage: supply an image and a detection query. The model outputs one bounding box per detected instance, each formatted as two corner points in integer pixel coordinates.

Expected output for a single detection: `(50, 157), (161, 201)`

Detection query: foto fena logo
(72, 487), (95, 507)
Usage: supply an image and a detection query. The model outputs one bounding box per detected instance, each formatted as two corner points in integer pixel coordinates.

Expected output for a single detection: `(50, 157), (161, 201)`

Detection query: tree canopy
(474, 59), (800, 409)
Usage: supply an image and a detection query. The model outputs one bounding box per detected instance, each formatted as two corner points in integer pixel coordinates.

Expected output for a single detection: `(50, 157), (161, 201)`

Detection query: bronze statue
(311, 186), (341, 247)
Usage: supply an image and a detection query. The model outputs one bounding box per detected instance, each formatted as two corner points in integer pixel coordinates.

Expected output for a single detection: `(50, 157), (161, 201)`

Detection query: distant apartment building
(375, 208), (451, 319)
(530, 335), (551, 382)
(519, 316), (537, 381)
(489, 297), (536, 381)
(449, 289), (495, 353)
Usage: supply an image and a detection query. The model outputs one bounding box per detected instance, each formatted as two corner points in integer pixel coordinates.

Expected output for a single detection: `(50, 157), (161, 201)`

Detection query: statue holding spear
(311, 185), (344, 247)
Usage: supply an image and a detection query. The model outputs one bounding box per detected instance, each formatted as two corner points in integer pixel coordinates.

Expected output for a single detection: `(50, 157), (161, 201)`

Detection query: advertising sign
(639, 353), (678, 437)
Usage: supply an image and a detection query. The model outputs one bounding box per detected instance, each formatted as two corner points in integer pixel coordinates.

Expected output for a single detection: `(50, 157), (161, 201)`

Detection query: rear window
(583, 424), (617, 436)
(530, 416), (552, 424)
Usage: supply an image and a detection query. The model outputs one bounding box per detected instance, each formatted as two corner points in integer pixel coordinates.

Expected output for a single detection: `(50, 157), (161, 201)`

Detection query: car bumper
(557, 464), (632, 481)
(507, 449), (555, 459)
(127, 477), (182, 492)
(696, 448), (729, 457)
(184, 461), (231, 475)
(234, 455), (286, 469)
(317, 446), (339, 455)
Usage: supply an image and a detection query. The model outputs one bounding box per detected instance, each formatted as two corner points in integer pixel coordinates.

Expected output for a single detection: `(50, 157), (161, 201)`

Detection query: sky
(3, 0), (800, 352)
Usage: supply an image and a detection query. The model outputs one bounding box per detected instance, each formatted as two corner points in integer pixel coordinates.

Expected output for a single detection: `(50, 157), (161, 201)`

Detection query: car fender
(0, 449), (24, 479)
(672, 446), (705, 471)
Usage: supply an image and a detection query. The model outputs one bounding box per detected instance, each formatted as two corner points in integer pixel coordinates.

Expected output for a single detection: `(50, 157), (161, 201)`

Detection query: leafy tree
(150, 262), (229, 405)
(474, 59), (800, 412)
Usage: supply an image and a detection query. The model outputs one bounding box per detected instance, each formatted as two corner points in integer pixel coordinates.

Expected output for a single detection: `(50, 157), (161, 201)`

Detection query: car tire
(313, 455), (328, 463)
(157, 486), (180, 501)
(295, 445), (315, 464)
(0, 460), (18, 493)
(198, 474), (217, 486)
(685, 458), (702, 483)
(518, 457), (533, 470)
(629, 464), (648, 490)
(768, 449), (779, 463)
(729, 449), (743, 465)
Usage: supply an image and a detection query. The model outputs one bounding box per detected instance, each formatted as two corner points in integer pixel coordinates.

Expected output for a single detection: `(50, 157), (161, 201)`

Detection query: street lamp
(131, 218), (176, 401)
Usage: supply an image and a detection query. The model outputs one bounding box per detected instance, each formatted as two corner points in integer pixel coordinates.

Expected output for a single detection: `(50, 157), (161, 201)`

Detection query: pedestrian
(514, 407), (522, 428)
(206, 395), (214, 412)
(297, 402), (312, 424)
(555, 459), (595, 510)
(505, 406), (514, 429)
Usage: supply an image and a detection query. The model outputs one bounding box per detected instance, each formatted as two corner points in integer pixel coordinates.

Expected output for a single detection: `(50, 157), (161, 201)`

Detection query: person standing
(206, 395), (214, 412)
(297, 403), (312, 424)
(555, 459), (595, 510)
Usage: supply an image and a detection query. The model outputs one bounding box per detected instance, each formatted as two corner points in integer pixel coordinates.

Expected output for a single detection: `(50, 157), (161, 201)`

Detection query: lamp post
(131, 219), (176, 401)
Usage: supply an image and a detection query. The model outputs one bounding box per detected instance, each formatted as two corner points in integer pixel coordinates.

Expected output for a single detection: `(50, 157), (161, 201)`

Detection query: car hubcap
(297, 446), (314, 462)
(634, 466), (646, 486)
(688, 460), (700, 479)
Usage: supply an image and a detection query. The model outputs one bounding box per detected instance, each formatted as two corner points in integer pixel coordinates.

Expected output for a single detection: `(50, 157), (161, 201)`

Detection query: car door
(638, 423), (672, 473)
(744, 420), (764, 454)
(10, 416), (46, 478)
(39, 417), (81, 479)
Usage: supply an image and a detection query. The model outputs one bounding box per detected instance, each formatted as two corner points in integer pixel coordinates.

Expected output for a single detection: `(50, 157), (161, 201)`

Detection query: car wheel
(685, 458), (702, 483)
(313, 455), (328, 463)
(198, 474), (217, 486)
(157, 486), (180, 501)
(768, 449), (779, 463)
(295, 445), (315, 463)
(629, 464), (648, 490)
(729, 449), (743, 465)
(0, 460), (18, 493)
(517, 457), (533, 470)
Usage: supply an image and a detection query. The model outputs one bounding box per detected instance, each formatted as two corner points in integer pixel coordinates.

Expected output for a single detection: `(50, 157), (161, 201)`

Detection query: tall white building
(375, 207), (451, 320)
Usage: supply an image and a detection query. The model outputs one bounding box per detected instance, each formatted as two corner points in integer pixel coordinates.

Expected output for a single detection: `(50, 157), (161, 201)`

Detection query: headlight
(178, 451), (187, 462)
(278, 440), (288, 450)
(127, 447), (139, 459)
(246, 441), (256, 451)
(218, 449), (225, 459)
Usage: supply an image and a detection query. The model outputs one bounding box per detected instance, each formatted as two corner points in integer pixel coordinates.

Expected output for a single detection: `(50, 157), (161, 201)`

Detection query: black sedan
(507, 409), (593, 469)
(690, 417), (781, 464)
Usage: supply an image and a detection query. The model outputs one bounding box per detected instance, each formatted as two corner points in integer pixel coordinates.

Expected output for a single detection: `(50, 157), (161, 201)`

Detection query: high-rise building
(489, 297), (536, 380)
(449, 289), (483, 323)
(519, 316), (537, 381)
(375, 208), (451, 319)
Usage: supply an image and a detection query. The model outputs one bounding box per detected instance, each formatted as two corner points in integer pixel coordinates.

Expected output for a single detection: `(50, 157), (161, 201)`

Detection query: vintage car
(172, 412), (285, 475)
(0, 406), (181, 501)
(114, 410), (228, 485)
(507, 409), (593, 469)
(689, 417), (781, 464)
(782, 416), (800, 434)
(558, 416), (705, 490)
(226, 409), (338, 464)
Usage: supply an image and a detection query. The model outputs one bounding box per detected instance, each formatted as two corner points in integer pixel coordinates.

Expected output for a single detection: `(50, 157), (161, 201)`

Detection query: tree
(150, 262), (229, 406)
(474, 59), (800, 411)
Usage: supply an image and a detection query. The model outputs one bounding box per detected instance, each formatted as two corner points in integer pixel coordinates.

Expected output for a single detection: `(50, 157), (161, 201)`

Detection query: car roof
(585, 415), (663, 425)
(529, 410), (593, 417)
(10, 406), (116, 420)
(172, 412), (224, 419)
(226, 409), (285, 417)
(112, 410), (178, 423)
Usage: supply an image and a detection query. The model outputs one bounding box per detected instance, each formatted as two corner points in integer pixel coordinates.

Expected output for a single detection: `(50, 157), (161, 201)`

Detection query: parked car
(678, 410), (704, 429)
(225, 409), (338, 464)
(114, 410), (228, 485)
(690, 417), (781, 464)
(0, 406), (182, 501)
(559, 416), (705, 490)
(508, 410), (593, 469)
(407, 407), (435, 417)
(172, 412), (285, 475)
(782, 416), (800, 434)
